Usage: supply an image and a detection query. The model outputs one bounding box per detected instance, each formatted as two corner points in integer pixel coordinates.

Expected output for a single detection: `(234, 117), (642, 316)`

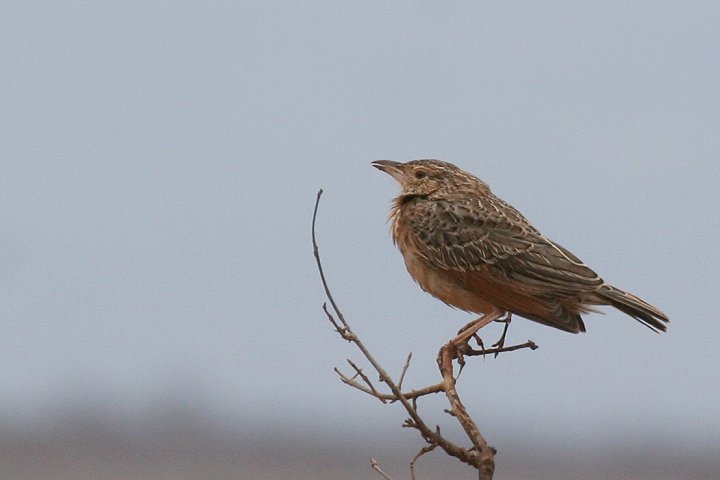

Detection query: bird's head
(371, 159), (488, 198)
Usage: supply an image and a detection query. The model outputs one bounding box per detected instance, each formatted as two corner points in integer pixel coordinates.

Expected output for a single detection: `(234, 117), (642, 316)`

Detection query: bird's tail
(596, 285), (669, 332)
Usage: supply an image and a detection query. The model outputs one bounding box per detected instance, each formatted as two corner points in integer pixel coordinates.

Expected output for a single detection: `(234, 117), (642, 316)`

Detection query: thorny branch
(312, 189), (537, 480)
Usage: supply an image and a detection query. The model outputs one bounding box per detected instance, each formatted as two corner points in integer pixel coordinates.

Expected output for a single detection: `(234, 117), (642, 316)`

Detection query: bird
(372, 159), (668, 346)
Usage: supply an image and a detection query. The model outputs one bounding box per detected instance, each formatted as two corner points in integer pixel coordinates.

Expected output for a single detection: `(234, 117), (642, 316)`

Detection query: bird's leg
(456, 318), (482, 336)
(455, 317), (491, 350)
(492, 313), (513, 355)
(451, 311), (504, 349)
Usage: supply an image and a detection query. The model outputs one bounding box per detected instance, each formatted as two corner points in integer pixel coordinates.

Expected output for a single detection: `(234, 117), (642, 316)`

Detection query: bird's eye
(414, 170), (427, 179)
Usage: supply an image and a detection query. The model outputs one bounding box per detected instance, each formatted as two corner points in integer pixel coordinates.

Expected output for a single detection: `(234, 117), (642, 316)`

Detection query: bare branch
(398, 352), (412, 390)
(313, 191), (453, 452)
(312, 190), (350, 331)
(461, 340), (538, 358)
(347, 358), (387, 403)
(438, 343), (496, 479)
(322, 303), (353, 341)
(370, 457), (393, 480)
(410, 444), (438, 480)
(334, 370), (445, 401)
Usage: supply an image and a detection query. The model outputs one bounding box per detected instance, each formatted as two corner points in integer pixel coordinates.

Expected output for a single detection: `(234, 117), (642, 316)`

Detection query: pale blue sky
(1, 1), (718, 451)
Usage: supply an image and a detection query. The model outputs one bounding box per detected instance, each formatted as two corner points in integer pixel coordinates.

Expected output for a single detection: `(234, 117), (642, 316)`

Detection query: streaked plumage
(373, 159), (669, 334)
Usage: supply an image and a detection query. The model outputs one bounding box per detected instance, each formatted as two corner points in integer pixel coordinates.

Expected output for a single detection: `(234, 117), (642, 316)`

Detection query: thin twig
(438, 343), (496, 479)
(312, 189), (351, 330)
(370, 457), (393, 480)
(463, 340), (538, 357)
(347, 358), (386, 403)
(323, 303), (354, 341)
(398, 352), (412, 390)
(334, 368), (445, 401)
(410, 444), (438, 480)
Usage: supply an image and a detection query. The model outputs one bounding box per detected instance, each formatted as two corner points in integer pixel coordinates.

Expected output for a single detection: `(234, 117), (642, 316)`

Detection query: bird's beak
(371, 160), (406, 183)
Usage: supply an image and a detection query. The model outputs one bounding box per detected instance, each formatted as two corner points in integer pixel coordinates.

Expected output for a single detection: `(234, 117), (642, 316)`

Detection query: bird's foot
(446, 341), (468, 375)
(491, 314), (512, 358)
(450, 311), (505, 358)
(471, 333), (485, 352)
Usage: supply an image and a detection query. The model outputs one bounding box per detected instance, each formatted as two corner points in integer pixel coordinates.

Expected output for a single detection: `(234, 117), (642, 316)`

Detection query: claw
(454, 342), (468, 370)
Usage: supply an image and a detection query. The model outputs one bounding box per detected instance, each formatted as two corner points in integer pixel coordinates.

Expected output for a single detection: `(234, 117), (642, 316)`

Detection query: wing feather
(407, 197), (603, 294)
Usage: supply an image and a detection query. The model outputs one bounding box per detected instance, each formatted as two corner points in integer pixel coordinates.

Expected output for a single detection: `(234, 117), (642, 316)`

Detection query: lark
(373, 159), (668, 346)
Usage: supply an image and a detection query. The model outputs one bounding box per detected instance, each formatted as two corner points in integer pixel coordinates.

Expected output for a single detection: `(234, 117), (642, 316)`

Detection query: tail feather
(597, 285), (669, 332)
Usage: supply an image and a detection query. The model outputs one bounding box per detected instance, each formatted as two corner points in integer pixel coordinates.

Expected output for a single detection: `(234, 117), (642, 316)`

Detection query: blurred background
(1, 1), (719, 479)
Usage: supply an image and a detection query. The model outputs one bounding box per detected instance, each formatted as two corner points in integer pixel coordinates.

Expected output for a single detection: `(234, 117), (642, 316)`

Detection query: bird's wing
(408, 197), (603, 294)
